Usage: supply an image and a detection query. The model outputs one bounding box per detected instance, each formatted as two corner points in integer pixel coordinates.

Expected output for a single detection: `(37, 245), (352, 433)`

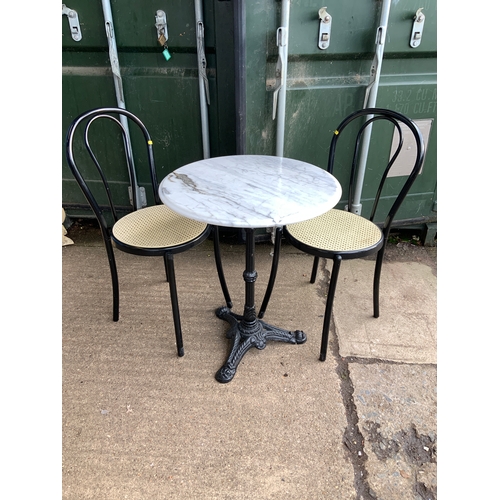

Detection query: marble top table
(159, 155), (342, 383)
(158, 155), (341, 229)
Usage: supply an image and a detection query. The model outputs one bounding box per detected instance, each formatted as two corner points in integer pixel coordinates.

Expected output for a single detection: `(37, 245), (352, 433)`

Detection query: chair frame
(258, 107), (425, 360)
(65, 107), (232, 356)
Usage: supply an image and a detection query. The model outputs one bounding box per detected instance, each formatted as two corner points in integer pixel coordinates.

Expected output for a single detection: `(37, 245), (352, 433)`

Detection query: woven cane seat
(112, 205), (208, 249)
(286, 208), (383, 254)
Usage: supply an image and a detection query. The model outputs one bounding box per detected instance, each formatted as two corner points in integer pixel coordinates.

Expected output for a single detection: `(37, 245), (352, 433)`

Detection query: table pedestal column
(215, 228), (306, 384)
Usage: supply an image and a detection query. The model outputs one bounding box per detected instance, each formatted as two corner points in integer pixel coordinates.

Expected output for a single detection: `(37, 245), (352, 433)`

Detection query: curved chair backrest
(327, 107), (425, 233)
(65, 107), (160, 235)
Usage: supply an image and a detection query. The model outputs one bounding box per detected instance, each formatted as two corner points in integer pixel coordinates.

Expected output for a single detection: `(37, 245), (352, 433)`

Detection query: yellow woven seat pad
(112, 205), (207, 249)
(286, 209), (382, 252)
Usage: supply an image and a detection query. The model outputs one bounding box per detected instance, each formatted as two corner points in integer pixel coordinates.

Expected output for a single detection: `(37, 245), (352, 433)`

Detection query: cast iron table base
(215, 306), (306, 383)
(214, 228), (306, 384)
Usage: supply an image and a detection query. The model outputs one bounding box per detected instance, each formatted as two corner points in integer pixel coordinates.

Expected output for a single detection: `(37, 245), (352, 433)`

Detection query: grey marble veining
(159, 155), (342, 228)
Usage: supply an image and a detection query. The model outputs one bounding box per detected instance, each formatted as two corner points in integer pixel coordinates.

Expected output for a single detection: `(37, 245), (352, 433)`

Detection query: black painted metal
(258, 226), (282, 319)
(215, 228), (305, 383)
(212, 226), (233, 309)
(319, 254), (342, 362)
(310, 256), (320, 284)
(373, 249), (384, 319)
(165, 253), (184, 357)
(326, 108), (425, 230)
(266, 108), (425, 361)
(65, 107), (231, 357)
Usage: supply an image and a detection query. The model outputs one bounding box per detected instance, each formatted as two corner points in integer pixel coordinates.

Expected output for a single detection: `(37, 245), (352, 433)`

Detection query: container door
(242, 0), (437, 225)
(62, 0), (236, 216)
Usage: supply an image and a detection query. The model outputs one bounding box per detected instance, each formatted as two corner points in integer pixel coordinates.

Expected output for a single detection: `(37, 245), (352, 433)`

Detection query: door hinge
(318, 7), (332, 50)
(410, 8), (425, 48)
(62, 4), (82, 42)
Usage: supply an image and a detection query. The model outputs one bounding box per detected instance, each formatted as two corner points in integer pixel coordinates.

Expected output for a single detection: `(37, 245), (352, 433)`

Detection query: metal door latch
(62, 4), (82, 41)
(318, 7), (332, 50)
(155, 10), (171, 60)
(196, 19), (210, 105)
(272, 26), (287, 119)
(410, 8), (425, 48)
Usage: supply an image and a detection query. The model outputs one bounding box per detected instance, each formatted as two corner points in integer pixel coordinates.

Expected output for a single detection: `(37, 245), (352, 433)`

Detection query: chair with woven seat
(258, 107), (425, 361)
(65, 107), (232, 357)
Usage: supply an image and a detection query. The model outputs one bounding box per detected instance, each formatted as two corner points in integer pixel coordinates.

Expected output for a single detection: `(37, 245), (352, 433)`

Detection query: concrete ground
(62, 222), (437, 500)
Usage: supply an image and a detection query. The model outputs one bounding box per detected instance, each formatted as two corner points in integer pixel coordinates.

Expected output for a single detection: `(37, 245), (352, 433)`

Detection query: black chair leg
(320, 255), (342, 361)
(163, 254), (170, 283)
(258, 226), (282, 319)
(310, 256), (320, 283)
(164, 253), (184, 357)
(212, 226), (232, 308)
(373, 247), (386, 318)
(103, 236), (120, 321)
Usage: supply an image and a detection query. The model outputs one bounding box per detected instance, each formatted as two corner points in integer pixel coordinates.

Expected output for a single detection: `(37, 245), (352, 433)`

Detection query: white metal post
(350, 0), (392, 215)
(275, 0), (290, 157)
(101, 0), (141, 207)
(195, 0), (211, 159)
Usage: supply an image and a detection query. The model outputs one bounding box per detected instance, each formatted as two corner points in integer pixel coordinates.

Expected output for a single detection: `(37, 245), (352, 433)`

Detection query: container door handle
(62, 4), (82, 41)
(155, 10), (172, 61)
(272, 27), (287, 120)
(196, 19), (210, 105)
(410, 8), (425, 48)
(318, 7), (332, 50)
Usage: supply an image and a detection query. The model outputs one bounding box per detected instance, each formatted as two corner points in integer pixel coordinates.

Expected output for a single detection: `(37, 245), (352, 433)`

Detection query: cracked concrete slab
(350, 363), (437, 500)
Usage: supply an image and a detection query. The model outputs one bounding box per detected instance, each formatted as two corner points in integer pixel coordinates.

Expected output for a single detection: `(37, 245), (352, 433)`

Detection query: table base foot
(215, 306), (306, 383)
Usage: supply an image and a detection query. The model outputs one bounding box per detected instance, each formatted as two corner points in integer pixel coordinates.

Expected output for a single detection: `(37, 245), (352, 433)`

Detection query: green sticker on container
(162, 48), (171, 61)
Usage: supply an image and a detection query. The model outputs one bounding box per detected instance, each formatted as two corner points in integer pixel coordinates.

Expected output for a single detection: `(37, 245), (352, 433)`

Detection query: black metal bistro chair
(258, 108), (425, 361)
(65, 107), (232, 357)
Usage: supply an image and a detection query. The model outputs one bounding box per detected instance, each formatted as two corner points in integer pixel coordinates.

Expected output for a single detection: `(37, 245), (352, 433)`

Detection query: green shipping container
(62, 0), (436, 241)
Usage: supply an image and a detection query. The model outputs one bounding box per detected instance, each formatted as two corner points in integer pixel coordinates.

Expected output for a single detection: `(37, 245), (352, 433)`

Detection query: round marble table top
(159, 155), (342, 228)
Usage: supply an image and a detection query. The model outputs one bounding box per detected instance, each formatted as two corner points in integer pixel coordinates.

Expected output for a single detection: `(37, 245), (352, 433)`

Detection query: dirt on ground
(376, 237), (436, 277)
